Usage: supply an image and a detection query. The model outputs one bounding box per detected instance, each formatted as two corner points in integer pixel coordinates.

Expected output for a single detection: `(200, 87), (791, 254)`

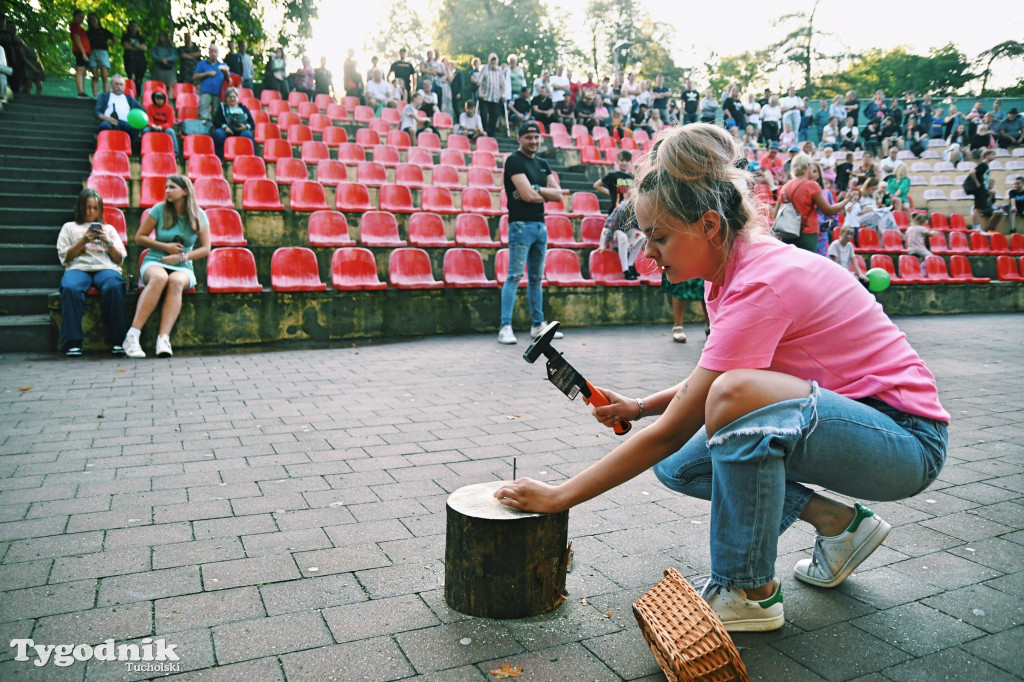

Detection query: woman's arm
(813, 190), (850, 216)
(495, 366), (720, 513)
(186, 221), (211, 263)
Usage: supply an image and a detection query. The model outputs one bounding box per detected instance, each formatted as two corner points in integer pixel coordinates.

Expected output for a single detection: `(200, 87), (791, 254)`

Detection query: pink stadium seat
(356, 161), (388, 188)
(206, 208), (247, 247)
(271, 247), (326, 291)
(355, 128), (381, 148)
(598, 136), (618, 150)
(454, 213), (500, 247)
(417, 131), (442, 150)
(996, 255), (1024, 281)
(373, 144), (401, 167)
(459, 187), (501, 216)
(87, 174), (129, 207)
(494, 248), (528, 288)
(331, 247), (387, 290)
(929, 213), (949, 230)
(387, 129), (411, 149)
(421, 186), (458, 215)
(288, 180), (330, 211)
(854, 228), (880, 253)
(342, 96), (361, 110)
(139, 176), (165, 208)
(261, 138), (294, 164)
(949, 255), (990, 283)
(545, 249), (595, 287)
(103, 207), (128, 244)
(948, 231), (970, 253)
(335, 182), (374, 212)
(277, 112), (302, 130)
(307, 210), (356, 247)
(273, 157), (309, 185)
(580, 216), (605, 247)
(241, 178), (284, 211)
(389, 248), (443, 289)
(447, 134), (471, 152)
(255, 122), (281, 144)
(552, 133), (575, 150)
(589, 250), (641, 286)
(230, 155), (267, 183)
(431, 164), (462, 189)
(321, 126), (349, 147)
(315, 159), (349, 186)
(183, 134), (215, 159)
(92, 150), (130, 178)
(223, 136), (255, 161)
(443, 248), (497, 288)
(268, 99), (291, 118)
(575, 133), (594, 149)
(368, 118), (390, 136)
(299, 102), (322, 121)
(544, 200), (570, 217)
(96, 130), (131, 155)
(337, 142), (366, 164)
(619, 138), (638, 151)
(897, 255), (926, 282)
(439, 149), (465, 167)
(353, 105), (375, 124)
(880, 229), (904, 254)
(471, 151), (496, 169)
(260, 89), (282, 105)
(300, 141), (331, 164)
(499, 215), (509, 245)
(545, 216), (578, 247)
(381, 107), (401, 127)
(325, 103), (349, 122)
(359, 211), (406, 246)
(408, 213), (452, 247)
(475, 137), (499, 154)
(287, 91), (309, 107)
(592, 126), (610, 139)
(466, 167), (500, 191)
(432, 112), (453, 130)
(286, 124), (313, 145)
(141, 132), (174, 156)
(395, 163), (426, 189)
(178, 105), (199, 121)
(378, 184), (416, 213)
(207, 247), (262, 293)
(407, 147), (434, 168)
(571, 191), (602, 217)
(187, 154), (224, 181)
(924, 255), (954, 282)
(314, 94), (334, 111)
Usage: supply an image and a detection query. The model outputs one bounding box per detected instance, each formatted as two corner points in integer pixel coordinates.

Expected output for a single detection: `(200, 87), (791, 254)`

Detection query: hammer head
(522, 321), (561, 364)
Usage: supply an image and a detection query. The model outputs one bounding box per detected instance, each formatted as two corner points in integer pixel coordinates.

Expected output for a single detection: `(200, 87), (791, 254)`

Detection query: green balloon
(127, 108), (149, 130)
(866, 267), (891, 292)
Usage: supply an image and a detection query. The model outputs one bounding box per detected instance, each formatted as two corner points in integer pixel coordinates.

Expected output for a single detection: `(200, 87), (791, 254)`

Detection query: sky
(305, 0), (1024, 89)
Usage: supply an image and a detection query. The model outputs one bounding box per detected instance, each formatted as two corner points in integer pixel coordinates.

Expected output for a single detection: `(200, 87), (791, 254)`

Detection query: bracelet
(180, 252), (186, 263)
(635, 397), (646, 421)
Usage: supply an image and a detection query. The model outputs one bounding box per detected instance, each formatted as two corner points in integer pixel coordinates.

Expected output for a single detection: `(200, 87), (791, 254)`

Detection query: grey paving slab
(1, 316), (1023, 680)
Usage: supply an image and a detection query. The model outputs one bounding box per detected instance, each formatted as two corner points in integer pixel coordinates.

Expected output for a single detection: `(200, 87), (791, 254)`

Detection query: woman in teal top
(123, 174), (210, 358)
(885, 164), (911, 213)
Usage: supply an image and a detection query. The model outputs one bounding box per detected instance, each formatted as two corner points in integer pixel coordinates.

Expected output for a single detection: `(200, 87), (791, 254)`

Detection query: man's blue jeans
(652, 382), (947, 590)
(500, 220), (546, 327)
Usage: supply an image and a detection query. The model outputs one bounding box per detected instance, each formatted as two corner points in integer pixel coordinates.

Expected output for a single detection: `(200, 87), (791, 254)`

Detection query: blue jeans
(60, 268), (127, 349)
(652, 382), (947, 590)
(500, 220), (546, 327)
(98, 119), (140, 144)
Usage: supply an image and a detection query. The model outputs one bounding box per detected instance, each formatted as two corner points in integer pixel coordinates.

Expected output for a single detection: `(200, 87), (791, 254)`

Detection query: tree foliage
(583, 0), (683, 87)
(763, 0), (850, 95)
(367, 1), (431, 64)
(817, 44), (974, 97)
(976, 40), (1024, 95)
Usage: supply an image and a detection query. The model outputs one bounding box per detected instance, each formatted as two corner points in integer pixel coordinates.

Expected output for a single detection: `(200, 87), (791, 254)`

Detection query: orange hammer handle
(583, 380), (631, 435)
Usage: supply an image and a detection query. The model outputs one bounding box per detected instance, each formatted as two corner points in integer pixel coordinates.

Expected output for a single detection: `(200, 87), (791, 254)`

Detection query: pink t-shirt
(701, 238), (949, 423)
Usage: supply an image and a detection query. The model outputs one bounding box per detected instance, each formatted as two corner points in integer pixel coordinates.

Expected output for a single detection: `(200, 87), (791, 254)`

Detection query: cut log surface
(445, 480), (571, 619)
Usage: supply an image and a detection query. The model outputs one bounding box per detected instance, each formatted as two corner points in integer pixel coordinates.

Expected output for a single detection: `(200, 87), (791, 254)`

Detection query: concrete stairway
(0, 95), (96, 352)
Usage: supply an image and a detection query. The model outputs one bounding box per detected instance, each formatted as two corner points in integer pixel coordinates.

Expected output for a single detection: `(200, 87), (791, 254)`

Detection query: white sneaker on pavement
(498, 326), (517, 344)
(694, 576), (785, 632)
(156, 335), (173, 357)
(794, 502), (891, 588)
(122, 334), (145, 359)
(530, 322), (563, 339)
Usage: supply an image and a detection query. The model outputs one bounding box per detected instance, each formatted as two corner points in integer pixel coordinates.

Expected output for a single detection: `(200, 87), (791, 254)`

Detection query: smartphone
(89, 222), (102, 233)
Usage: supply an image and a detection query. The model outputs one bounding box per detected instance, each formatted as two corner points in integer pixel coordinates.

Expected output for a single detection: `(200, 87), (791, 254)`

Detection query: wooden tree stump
(444, 480), (571, 619)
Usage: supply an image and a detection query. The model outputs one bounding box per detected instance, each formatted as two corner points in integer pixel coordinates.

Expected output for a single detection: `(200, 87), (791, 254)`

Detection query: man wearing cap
(144, 89), (178, 156)
(474, 52), (505, 137)
(499, 122), (564, 345)
(757, 142), (786, 184)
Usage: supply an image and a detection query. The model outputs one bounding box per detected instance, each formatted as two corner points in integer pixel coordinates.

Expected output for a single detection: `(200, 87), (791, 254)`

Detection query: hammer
(523, 321), (631, 435)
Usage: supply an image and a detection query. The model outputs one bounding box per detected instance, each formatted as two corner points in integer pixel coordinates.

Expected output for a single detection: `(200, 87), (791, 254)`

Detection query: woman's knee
(705, 369), (811, 437)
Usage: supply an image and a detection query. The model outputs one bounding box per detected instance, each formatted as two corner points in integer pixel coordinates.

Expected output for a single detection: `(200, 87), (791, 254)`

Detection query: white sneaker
(794, 502), (891, 588)
(694, 576), (785, 632)
(156, 335), (173, 357)
(530, 322), (563, 339)
(122, 334), (145, 359)
(498, 326), (517, 344)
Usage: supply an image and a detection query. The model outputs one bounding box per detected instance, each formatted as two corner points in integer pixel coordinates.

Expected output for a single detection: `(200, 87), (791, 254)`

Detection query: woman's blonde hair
(631, 123), (769, 254)
(790, 152), (813, 177)
(162, 175), (202, 234)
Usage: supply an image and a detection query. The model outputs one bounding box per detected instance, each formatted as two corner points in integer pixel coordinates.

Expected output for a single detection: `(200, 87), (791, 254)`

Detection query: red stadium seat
(432, 112), (453, 130)
(395, 163), (426, 189)
(298, 102), (320, 120)
(592, 126), (610, 139)
(545, 249), (595, 286)
(580, 216), (605, 247)
(897, 255), (926, 282)
(408, 212), (452, 247)
(389, 248), (443, 289)
(552, 133), (575, 150)
(337, 142), (366, 164)
(331, 247), (387, 290)
(499, 215), (509, 245)
(471, 151), (496, 169)
(598, 136), (618, 150)
(326, 103), (349, 122)
(475, 137), (499, 154)
(230, 155), (267, 183)
(271, 247), (326, 291)
(314, 94), (334, 111)
(439, 149), (465, 168)
(929, 213), (949, 230)
(571, 191), (602, 217)
(307, 210), (356, 247)
(892, 210), (909, 228)
(273, 157), (309, 185)
(447, 134), (471, 152)
(286, 124), (313, 145)
(92, 150), (130, 178)
(948, 231), (970, 253)
(589, 250), (641, 286)
(924, 255), (954, 282)
(378, 184), (416, 213)
(268, 99), (291, 118)
(407, 147), (434, 168)
(176, 105), (198, 121)
(241, 178), (284, 211)
(443, 248), (497, 288)
(949, 213), (967, 230)
(279, 112), (303, 130)
(969, 232), (991, 253)
(988, 232), (1011, 254)
(575, 133), (594, 149)
(342, 96), (360, 110)
(174, 82), (196, 99)
(321, 126), (349, 147)
(880, 229), (904, 254)
(353, 105), (375, 124)
(260, 89), (282, 105)
(103, 207), (128, 244)
(460, 187), (501, 216)
(262, 138), (294, 164)
(223, 136), (255, 161)
(359, 211), (406, 246)
(373, 144), (401, 167)
(996, 255), (1024, 281)
(386, 129), (411, 149)
(187, 154), (224, 181)
(315, 159), (349, 186)
(633, 253), (662, 286)
(466, 167), (500, 191)
(420, 186), (458, 214)
(289, 180), (329, 211)
(139, 176), (165, 208)
(87, 174), (129, 207)
(244, 98), (264, 116)
(183, 135), (215, 159)
(141, 132), (174, 156)
(1009, 234), (1024, 255)
(300, 141), (330, 164)
(454, 213), (500, 247)
(619, 138), (638, 151)
(335, 182), (374, 212)
(545, 216), (578, 247)
(96, 130), (132, 155)
(494, 248), (528, 288)
(356, 161), (388, 188)
(207, 247), (262, 293)
(255, 122), (281, 144)
(544, 200), (570, 217)
(869, 254), (910, 284)
(368, 118), (390, 136)
(581, 145), (612, 166)
(417, 131), (442, 150)
(287, 91), (309, 107)
(381, 107), (401, 127)
(355, 128), (381, 148)
(632, 129), (651, 144)
(853, 228), (880, 253)
(949, 255), (990, 283)
(431, 164), (462, 189)
(206, 208), (247, 246)
(928, 233), (948, 254)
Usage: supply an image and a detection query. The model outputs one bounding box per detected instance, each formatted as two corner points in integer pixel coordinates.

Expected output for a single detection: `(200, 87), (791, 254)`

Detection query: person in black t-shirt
(967, 149), (1004, 230)
(85, 13), (114, 97)
(680, 79), (699, 124)
(498, 122), (564, 345)
(722, 85), (745, 131)
(593, 149), (634, 211)
(531, 85), (556, 128)
(508, 87), (532, 127)
(834, 153), (854, 194)
(388, 48), (416, 94)
(1005, 176), (1023, 232)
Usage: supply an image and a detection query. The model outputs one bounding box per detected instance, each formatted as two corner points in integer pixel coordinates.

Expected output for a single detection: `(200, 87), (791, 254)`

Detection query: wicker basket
(632, 567), (749, 682)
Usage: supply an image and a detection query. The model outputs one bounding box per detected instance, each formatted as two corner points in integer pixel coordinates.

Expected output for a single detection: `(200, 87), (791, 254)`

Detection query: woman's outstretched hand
(493, 478), (567, 514)
(590, 386), (640, 428)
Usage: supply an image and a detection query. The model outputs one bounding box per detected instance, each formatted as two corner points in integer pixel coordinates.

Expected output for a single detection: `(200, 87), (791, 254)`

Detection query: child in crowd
(597, 198), (646, 280)
(905, 213), (939, 262)
(820, 146), (837, 185)
(456, 101), (485, 141)
(827, 226), (869, 283)
(145, 90), (178, 156)
(834, 152), (854, 194)
(593, 149), (634, 212)
(779, 121), (796, 149)
(401, 91), (437, 145)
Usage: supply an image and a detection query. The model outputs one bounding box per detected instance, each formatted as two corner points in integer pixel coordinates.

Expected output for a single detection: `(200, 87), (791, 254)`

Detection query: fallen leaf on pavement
(491, 663), (523, 678)
(18, 387), (31, 391)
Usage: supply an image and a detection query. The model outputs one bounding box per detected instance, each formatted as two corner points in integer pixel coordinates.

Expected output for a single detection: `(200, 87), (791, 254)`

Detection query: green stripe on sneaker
(846, 502), (875, 533)
(759, 584), (783, 609)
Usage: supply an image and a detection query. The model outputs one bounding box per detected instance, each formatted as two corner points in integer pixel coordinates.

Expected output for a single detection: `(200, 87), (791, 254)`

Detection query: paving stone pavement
(0, 314), (1021, 682)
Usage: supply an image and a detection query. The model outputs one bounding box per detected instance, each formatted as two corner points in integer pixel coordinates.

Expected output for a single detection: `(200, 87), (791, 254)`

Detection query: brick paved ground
(0, 314), (1021, 681)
